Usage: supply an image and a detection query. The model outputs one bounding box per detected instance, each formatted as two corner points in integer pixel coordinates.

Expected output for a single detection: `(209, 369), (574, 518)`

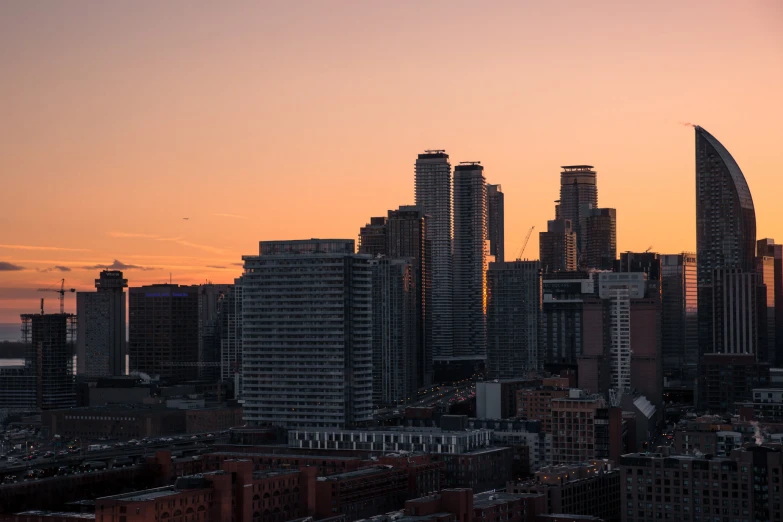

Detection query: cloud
(0, 261), (25, 271)
(213, 213), (246, 219)
(679, 121), (697, 128)
(0, 244), (88, 252)
(231, 262), (244, 266)
(81, 259), (153, 271)
(206, 265), (227, 269)
(39, 265), (72, 273)
(109, 232), (226, 254)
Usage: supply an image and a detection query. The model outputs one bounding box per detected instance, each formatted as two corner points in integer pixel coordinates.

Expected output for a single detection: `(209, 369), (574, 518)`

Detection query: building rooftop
(473, 491), (527, 509)
(104, 487), (182, 502)
(13, 512), (94, 520)
(316, 466), (394, 481)
(210, 451), (360, 461)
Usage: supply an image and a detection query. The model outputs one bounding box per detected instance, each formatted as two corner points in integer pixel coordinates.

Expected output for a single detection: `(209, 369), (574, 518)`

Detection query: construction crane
(38, 279), (75, 314)
(515, 226), (535, 260)
(644, 245), (653, 253)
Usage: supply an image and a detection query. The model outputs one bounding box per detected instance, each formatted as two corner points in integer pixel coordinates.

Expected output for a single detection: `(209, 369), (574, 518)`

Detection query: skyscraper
(559, 165), (598, 255)
(695, 126), (760, 409)
(486, 260), (541, 378)
(371, 258), (418, 406)
(660, 253), (698, 381)
(128, 284), (200, 383)
(541, 272), (595, 370)
(358, 216), (387, 256)
(487, 184), (505, 262)
(21, 312), (76, 410)
(695, 126), (757, 355)
(582, 207), (617, 270)
(242, 239), (373, 429)
(452, 162), (488, 360)
(539, 219), (577, 272)
(76, 270), (128, 377)
(415, 150), (453, 361)
(386, 205), (431, 387)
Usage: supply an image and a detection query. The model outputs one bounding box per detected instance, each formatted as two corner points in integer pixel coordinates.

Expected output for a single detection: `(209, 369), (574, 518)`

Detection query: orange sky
(1, 1), (782, 322)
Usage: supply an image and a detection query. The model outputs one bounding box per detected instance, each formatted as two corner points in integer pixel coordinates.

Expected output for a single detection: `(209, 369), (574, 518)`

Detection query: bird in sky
(183, 217), (189, 220)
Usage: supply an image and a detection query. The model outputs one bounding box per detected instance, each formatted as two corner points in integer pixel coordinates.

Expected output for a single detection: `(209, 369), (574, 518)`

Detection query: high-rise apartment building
(559, 165), (598, 256)
(21, 312), (77, 410)
(242, 239), (373, 429)
(486, 261), (541, 378)
(371, 258), (418, 406)
(452, 162), (488, 360)
(758, 238), (783, 365)
(695, 126), (757, 354)
(660, 253), (698, 381)
(219, 277), (243, 394)
(358, 216), (388, 256)
(198, 283), (233, 382)
(76, 270), (128, 377)
(128, 284), (200, 383)
(386, 205), (431, 387)
(539, 219), (577, 272)
(582, 206), (617, 270)
(487, 184), (505, 262)
(415, 151), (453, 361)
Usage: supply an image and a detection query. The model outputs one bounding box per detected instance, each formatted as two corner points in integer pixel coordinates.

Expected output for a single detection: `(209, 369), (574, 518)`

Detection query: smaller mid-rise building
(288, 428), (492, 454)
(506, 460), (619, 522)
(516, 377), (571, 434)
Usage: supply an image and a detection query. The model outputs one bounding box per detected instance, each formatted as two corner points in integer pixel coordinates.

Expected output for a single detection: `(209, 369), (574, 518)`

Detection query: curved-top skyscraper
(695, 126), (757, 358)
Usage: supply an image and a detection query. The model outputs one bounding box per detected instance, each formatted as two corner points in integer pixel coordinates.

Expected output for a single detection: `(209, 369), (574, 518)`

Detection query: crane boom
(37, 278), (75, 314)
(516, 226), (535, 260)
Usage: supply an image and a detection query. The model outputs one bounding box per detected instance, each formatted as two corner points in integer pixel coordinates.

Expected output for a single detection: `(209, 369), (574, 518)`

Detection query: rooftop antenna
(170, 272), (172, 284)
(40, 298), (44, 315)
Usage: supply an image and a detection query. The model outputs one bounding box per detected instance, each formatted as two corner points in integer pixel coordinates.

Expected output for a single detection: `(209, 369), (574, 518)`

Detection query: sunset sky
(1, 1), (782, 322)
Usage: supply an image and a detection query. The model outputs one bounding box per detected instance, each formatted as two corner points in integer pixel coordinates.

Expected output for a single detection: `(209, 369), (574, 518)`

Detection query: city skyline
(2, 2), (783, 323)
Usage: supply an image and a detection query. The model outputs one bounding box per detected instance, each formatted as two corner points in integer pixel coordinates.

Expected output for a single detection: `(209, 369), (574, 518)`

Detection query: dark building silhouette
(660, 253), (698, 381)
(486, 261), (541, 378)
(452, 162), (487, 361)
(358, 216), (387, 256)
(198, 283), (233, 382)
(20, 312), (77, 410)
(582, 207), (617, 270)
(541, 272), (596, 369)
(129, 284), (200, 383)
(559, 165), (598, 257)
(487, 184), (505, 262)
(757, 238), (783, 365)
(76, 270), (128, 377)
(386, 205), (431, 387)
(539, 219), (577, 273)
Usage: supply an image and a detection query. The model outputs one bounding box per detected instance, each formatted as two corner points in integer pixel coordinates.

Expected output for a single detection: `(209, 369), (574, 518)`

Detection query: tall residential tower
(76, 270), (128, 377)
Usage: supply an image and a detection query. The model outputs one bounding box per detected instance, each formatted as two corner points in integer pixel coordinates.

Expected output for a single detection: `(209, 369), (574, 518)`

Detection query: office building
(358, 216), (388, 256)
(198, 283), (233, 382)
(487, 183), (505, 262)
(415, 150), (453, 363)
(696, 126), (759, 410)
(371, 258), (418, 406)
(539, 219), (577, 273)
(128, 284), (200, 383)
(76, 270), (128, 377)
(559, 165), (598, 256)
(758, 238), (783, 365)
(386, 205), (432, 388)
(660, 253), (698, 381)
(486, 261), (541, 377)
(617, 252), (661, 281)
(452, 161), (488, 361)
(550, 393), (614, 464)
(541, 273), (596, 369)
(242, 239), (373, 429)
(20, 312), (77, 410)
(582, 207), (617, 271)
(219, 278), (243, 393)
(620, 445), (783, 522)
